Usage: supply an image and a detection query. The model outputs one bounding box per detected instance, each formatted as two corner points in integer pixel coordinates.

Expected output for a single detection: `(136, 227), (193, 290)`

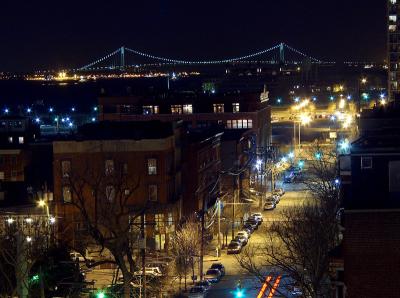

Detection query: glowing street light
(339, 139), (350, 153)
(281, 157), (288, 163)
(35, 117), (40, 123)
(288, 152), (295, 159)
(7, 218), (14, 224)
(361, 77), (367, 84)
(26, 108), (32, 113)
(4, 108), (9, 114)
(26, 236), (32, 243)
(49, 107), (53, 113)
(299, 113), (312, 125)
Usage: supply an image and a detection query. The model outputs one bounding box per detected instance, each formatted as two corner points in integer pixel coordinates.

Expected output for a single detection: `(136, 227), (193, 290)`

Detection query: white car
(251, 212), (263, 222)
(237, 230), (250, 239)
(133, 267), (162, 277)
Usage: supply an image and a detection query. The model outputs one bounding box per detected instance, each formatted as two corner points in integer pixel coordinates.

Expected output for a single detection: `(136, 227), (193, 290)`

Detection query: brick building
(97, 90), (271, 148)
(339, 104), (400, 297)
(53, 121), (182, 251)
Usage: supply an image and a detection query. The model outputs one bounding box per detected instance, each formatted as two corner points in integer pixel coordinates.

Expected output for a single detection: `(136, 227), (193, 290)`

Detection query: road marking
(267, 275), (281, 298)
(256, 275), (272, 298)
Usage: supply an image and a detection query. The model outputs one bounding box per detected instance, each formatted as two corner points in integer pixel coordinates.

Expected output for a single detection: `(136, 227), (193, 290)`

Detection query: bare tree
(65, 155), (143, 298)
(0, 215), (55, 298)
(236, 143), (341, 298)
(170, 216), (201, 292)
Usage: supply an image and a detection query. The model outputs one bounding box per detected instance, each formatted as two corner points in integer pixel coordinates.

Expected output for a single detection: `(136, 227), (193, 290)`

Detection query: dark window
(61, 160), (71, 178)
(361, 156), (372, 169)
(149, 185), (158, 201)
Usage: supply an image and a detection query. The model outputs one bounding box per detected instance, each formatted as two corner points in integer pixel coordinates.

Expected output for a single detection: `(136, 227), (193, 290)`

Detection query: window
(62, 186), (72, 203)
(149, 185), (158, 201)
(361, 156), (372, 169)
(18, 137), (24, 144)
(248, 119), (253, 128)
(8, 137), (12, 143)
(122, 162), (128, 175)
(389, 15), (397, 22)
(226, 120), (232, 129)
(120, 105), (136, 114)
(183, 104), (193, 114)
(105, 185), (116, 202)
(61, 160), (71, 178)
(232, 103), (240, 113)
(143, 105), (159, 115)
(389, 161), (400, 192)
(213, 104), (224, 113)
(389, 25), (397, 32)
(147, 158), (157, 175)
(105, 159), (114, 175)
(171, 105), (183, 114)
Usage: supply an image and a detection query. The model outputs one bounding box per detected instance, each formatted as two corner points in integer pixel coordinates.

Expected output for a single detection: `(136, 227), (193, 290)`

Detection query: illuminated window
(248, 119), (253, 128)
(389, 25), (397, 32)
(232, 120), (238, 128)
(171, 105), (183, 114)
(237, 120), (243, 129)
(62, 186), (72, 203)
(105, 159), (114, 175)
(61, 160), (71, 178)
(242, 119), (248, 128)
(148, 184), (158, 201)
(8, 137), (12, 143)
(18, 137), (24, 144)
(389, 15), (397, 22)
(226, 120), (232, 129)
(232, 103), (240, 113)
(183, 104), (193, 114)
(147, 158), (157, 175)
(391, 0), (396, 4)
(143, 105), (159, 115)
(213, 104), (224, 113)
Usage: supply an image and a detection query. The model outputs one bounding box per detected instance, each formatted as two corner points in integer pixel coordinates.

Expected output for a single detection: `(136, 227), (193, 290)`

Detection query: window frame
(147, 158), (158, 175)
(361, 156), (373, 169)
(148, 184), (158, 202)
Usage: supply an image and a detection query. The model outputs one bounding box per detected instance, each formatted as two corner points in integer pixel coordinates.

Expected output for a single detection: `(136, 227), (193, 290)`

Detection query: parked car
(133, 267), (163, 277)
(242, 223), (255, 233)
(189, 285), (207, 297)
(210, 263), (225, 276)
(227, 242), (242, 254)
(234, 235), (248, 246)
(248, 215), (262, 225)
(245, 218), (259, 229)
(284, 173), (295, 183)
(195, 279), (212, 290)
(237, 230), (250, 239)
(251, 212), (263, 222)
(272, 188), (285, 197)
(266, 195), (280, 204)
(204, 269), (222, 283)
(264, 201), (276, 210)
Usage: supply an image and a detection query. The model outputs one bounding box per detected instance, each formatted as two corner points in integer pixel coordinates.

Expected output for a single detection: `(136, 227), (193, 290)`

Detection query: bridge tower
(279, 43), (285, 64)
(120, 46), (125, 70)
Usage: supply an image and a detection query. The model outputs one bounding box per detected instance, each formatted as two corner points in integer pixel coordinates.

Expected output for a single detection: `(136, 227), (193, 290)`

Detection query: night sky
(0, 0), (386, 72)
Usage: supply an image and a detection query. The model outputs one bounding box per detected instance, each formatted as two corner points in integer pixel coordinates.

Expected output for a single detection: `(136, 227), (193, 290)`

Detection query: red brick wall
(344, 211), (400, 298)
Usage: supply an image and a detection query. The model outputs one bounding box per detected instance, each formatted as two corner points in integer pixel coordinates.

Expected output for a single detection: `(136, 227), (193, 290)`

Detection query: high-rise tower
(388, 0), (400, 101)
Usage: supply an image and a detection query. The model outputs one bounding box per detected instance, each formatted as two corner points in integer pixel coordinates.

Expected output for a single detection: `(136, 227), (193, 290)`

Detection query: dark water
(0, 77), (179, 114)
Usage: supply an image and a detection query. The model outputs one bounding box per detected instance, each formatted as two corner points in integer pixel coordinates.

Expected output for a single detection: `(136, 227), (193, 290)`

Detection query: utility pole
(141, 213), (146, 298)
(217, 200), (221, 256)
(199, 194), (206, 281)
(231, 175), (238, 240)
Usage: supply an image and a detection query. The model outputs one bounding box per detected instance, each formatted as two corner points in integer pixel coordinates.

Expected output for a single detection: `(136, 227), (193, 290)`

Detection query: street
(204, 181), (311, 298)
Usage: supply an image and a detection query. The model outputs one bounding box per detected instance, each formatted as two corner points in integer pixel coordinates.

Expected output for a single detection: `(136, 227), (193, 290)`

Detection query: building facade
(98, 91), (271, 148)
(388, 0), (400, 101)
(53, 121), (182, 252)
(340, 104), (400, 297)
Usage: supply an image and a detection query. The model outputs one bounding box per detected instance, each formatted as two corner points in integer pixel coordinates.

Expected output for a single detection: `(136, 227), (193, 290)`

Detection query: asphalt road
(204, 181), (310, 298)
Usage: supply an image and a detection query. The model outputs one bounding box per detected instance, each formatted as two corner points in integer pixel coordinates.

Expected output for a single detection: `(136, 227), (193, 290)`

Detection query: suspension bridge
(78, 42), (334, 71)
